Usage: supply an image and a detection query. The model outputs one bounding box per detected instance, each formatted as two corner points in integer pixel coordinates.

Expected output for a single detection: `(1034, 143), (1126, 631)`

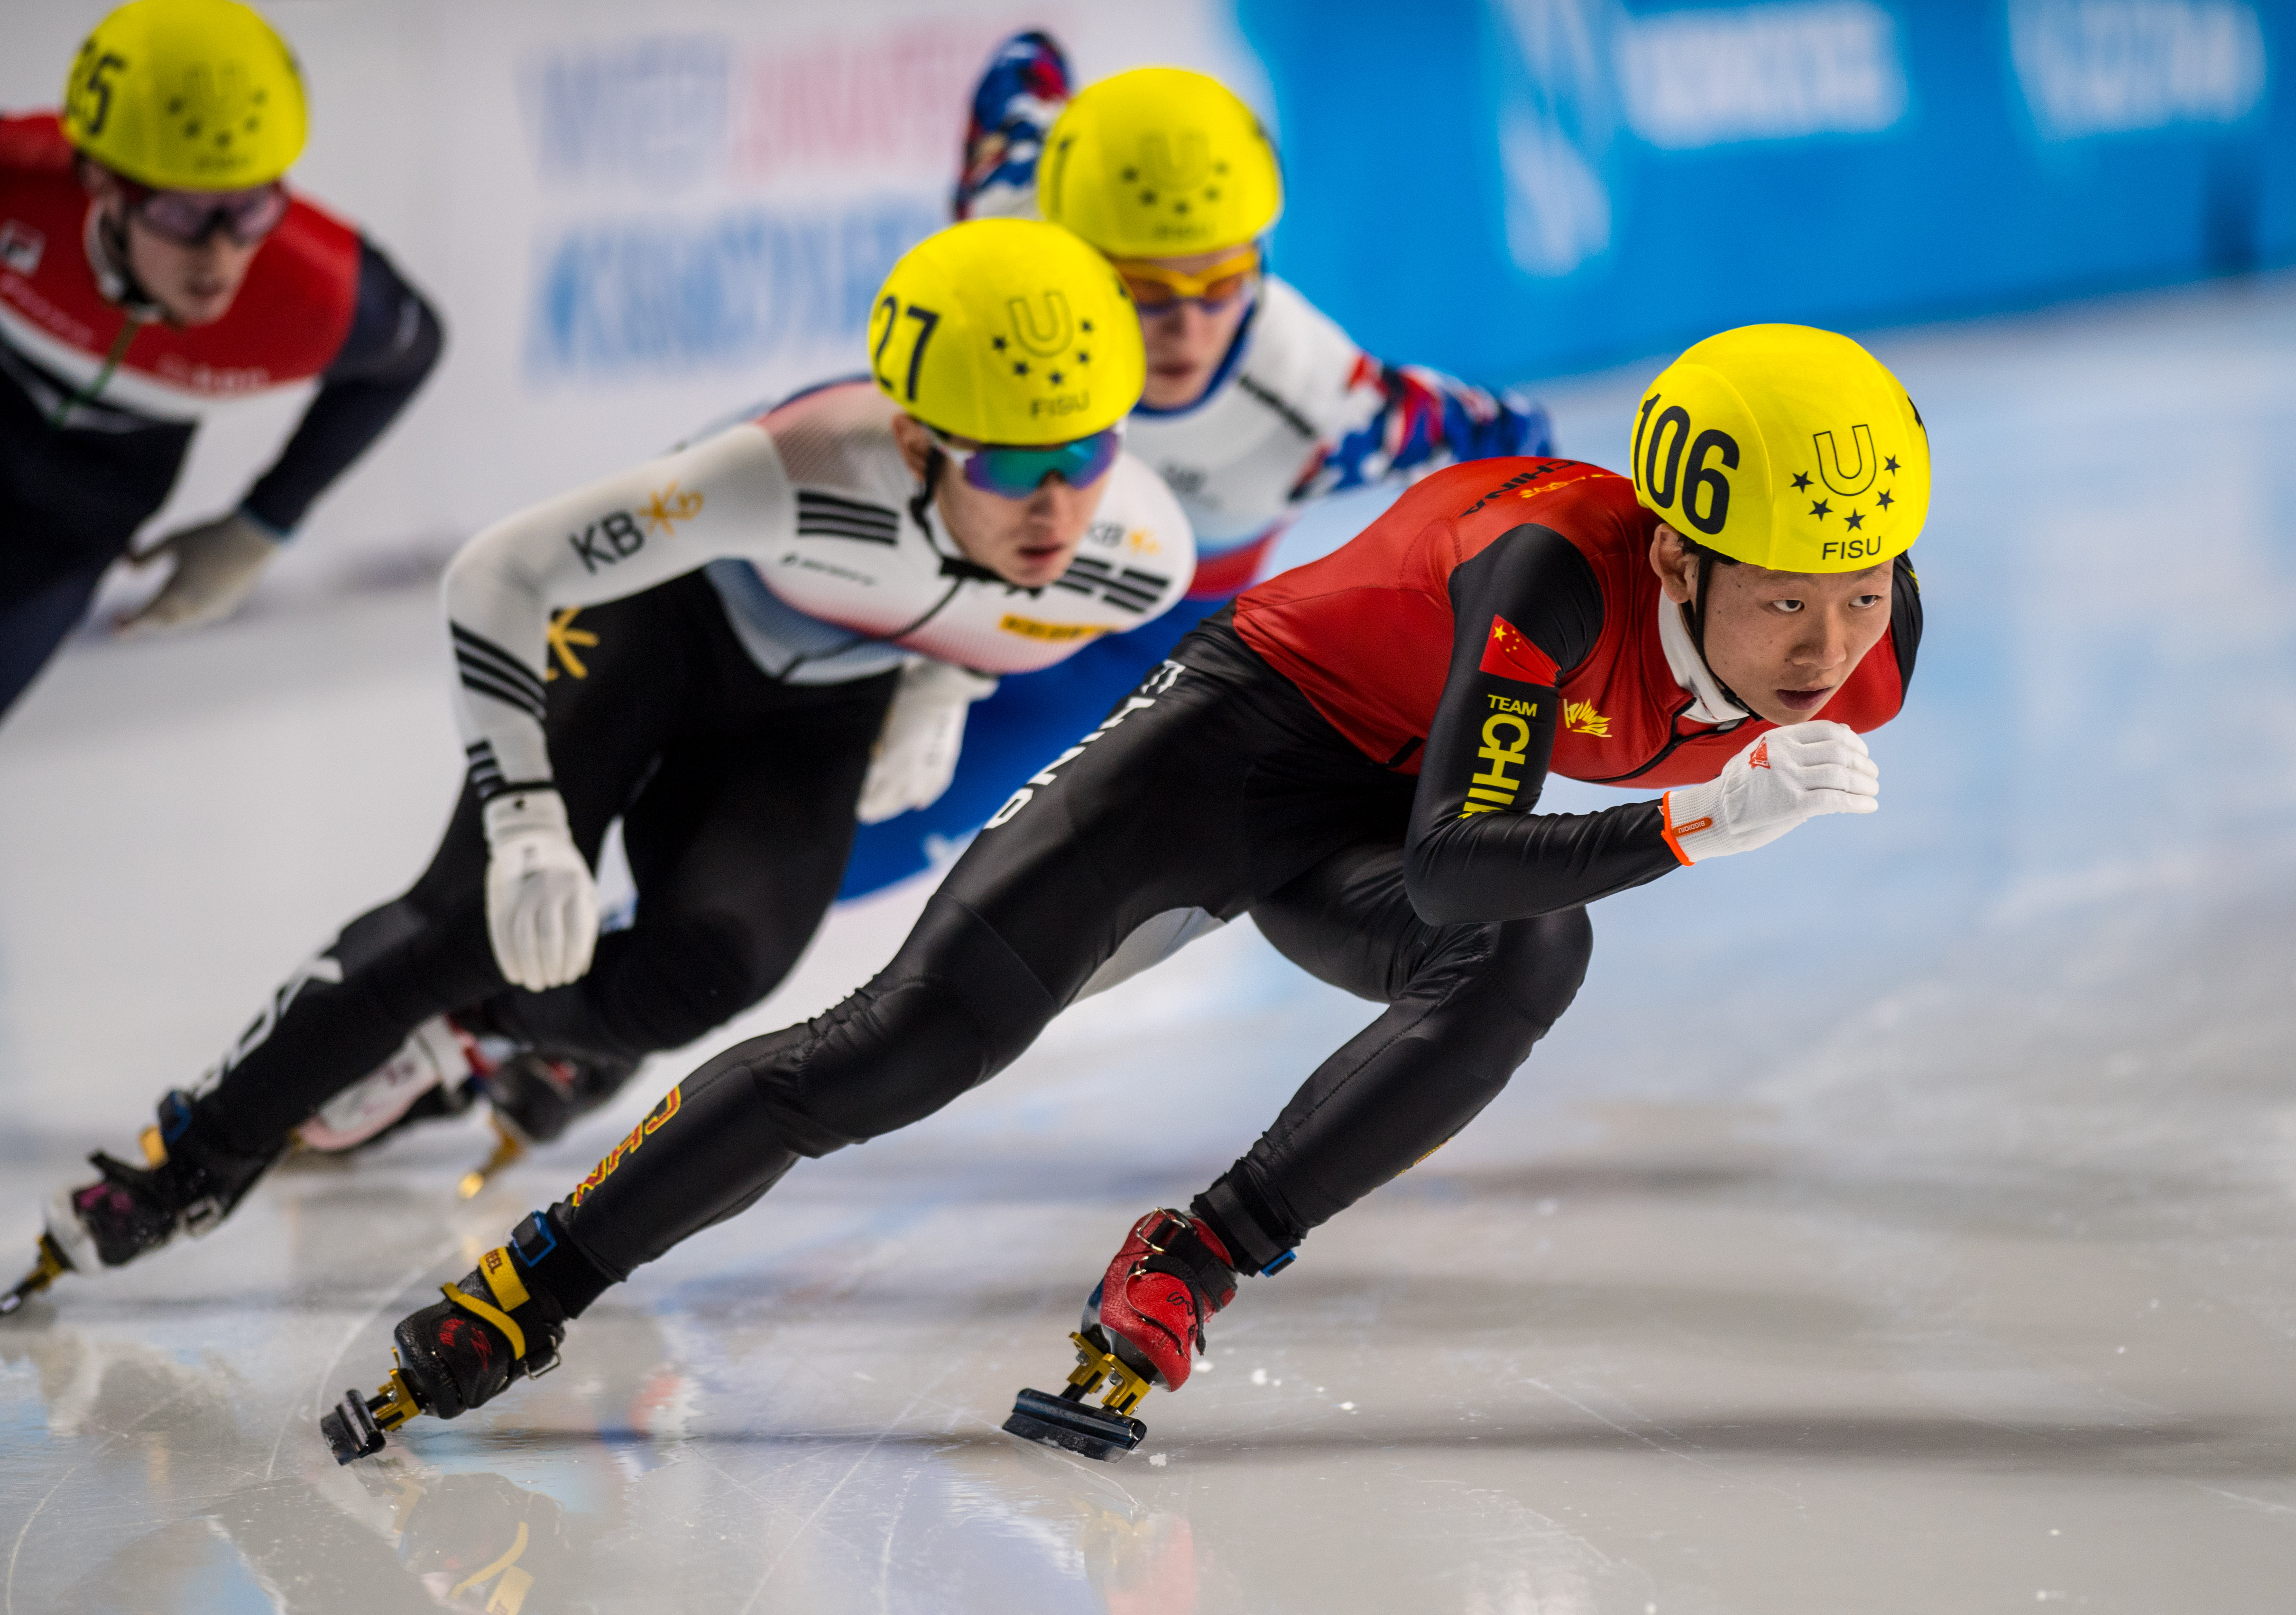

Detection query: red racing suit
(1235, 457), (1922, 914)
(0, 112), (441, 596)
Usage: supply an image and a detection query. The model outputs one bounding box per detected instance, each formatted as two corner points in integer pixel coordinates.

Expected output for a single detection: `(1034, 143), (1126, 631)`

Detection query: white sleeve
(443, 423), (796, 793)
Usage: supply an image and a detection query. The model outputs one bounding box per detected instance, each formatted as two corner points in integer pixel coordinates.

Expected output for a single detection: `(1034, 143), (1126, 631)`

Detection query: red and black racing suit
(513, 459), (1923, 1307)
(0, 113), (442, 714)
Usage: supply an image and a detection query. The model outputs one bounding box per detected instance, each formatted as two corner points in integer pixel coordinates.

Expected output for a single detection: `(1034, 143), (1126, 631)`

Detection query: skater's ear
(1649, 523), (1699, 605)
(891, 412), (937, 482)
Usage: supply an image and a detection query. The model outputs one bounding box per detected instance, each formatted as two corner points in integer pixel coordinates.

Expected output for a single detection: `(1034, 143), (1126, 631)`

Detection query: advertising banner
(1243, 0), (2290, 384)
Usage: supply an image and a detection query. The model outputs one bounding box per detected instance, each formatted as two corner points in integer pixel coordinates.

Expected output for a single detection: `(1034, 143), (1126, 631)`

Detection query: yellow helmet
(63, 0), (307, 191)
(869, 218), (1145, 444)
(1632, 325), (1929, 573)
(1038, 67), (1282, 257)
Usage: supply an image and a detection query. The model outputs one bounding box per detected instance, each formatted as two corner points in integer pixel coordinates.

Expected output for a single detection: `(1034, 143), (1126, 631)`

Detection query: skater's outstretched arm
(1402, 520), (1681, 926)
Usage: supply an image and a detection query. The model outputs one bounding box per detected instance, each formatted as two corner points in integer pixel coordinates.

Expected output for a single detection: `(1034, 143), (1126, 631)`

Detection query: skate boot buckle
(1063, 1329), (1151, 1417)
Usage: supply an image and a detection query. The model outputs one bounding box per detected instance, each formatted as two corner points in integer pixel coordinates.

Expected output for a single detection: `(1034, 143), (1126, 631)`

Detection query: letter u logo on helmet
(869, 219), (1146, 445)
(64, 0), (308, 190)
(1038, 68), (1283, 257)
(1629, 324), (1930, 574)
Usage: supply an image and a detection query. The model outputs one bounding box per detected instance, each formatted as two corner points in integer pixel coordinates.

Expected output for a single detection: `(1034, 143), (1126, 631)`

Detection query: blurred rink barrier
(1248, 0), (2293, 381)
(0, 0), (2285, 605)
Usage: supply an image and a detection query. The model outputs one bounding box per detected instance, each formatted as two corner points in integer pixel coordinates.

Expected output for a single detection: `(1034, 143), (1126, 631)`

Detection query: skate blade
(321, 1366), (425, 1464)
(457, 1117), (526, 1199)
(0, 1234), (72, 1318)
(1003, 1387), (1146, 1461)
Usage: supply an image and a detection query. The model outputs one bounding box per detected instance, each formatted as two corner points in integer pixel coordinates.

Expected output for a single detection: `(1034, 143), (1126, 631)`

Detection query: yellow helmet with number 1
(870, 219), (1146, 445)
(1631, 325), (1930, 573)
(63, 0), (307, 191)
(1038, 67), (1283, 257)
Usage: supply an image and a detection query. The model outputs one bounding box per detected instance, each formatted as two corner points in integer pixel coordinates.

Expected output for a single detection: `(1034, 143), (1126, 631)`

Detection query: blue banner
(1239, 0), (2291, 384)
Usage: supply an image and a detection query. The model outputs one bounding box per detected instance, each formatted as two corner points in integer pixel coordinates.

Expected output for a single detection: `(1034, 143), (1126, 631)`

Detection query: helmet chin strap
(91, 208), (166, 323)
(1685, 553), (1753, 719)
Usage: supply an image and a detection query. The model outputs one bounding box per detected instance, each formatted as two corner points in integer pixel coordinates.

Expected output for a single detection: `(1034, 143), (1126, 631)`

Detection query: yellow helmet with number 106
(869, 219), (1145, 445)
(1631, 325), (1930, 573)
(1038, 67), (1283, 257)
(63, 0), (308, 190)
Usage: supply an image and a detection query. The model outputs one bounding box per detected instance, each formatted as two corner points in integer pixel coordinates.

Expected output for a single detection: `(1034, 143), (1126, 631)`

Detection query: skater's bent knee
(1490, 906), (1592, 1029)
(746, 895), (1060, 1150)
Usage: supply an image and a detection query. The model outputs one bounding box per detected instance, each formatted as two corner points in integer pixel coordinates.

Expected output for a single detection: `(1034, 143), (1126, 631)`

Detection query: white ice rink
(4, 277), (2296, 1613)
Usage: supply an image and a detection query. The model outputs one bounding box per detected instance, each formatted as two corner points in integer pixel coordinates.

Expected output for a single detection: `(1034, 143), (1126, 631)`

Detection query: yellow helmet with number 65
(1631, 325), (1929, 573)
(869, 218), (1146, 445)
(62, 0), (308, 191)
(1038, 67), (1283, 257)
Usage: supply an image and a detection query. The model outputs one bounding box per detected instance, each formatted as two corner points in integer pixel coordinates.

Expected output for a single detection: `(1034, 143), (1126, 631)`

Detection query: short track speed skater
(1004, 1209), (1245, 1461)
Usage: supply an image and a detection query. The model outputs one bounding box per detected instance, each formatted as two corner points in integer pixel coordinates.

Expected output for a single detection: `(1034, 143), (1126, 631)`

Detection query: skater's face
(892, 413), (1116, 589)
(1119, 245), (1260, 410)
(1650, 523), (1894, 728)
(80, 163), (267, 326)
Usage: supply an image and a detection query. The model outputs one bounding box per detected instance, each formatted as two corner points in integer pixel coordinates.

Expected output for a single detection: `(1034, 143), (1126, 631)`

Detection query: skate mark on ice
(1511, 1373), (1799, 1502)
(874, 1460), (924, 1615)
(265, 1232), (469, 1480)
(2180, 1480), (2296, 1516)
(6, 1375), (210, 1615)
(735, 1351), (969, 1615)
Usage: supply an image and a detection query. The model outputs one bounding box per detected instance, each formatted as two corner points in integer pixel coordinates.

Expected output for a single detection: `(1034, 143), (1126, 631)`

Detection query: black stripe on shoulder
(1444, 522), (1605, 684)
(450, 624), (549, 706)
(798, 489), (899, 521)
(458, 666), (546, 721)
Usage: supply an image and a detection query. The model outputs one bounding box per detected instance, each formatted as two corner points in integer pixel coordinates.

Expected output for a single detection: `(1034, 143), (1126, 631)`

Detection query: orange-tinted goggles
(1110, 246), (1262, 313)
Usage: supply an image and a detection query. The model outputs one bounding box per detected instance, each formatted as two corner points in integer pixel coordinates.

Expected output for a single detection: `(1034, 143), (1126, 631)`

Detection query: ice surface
(4, 277), (2296, 1611)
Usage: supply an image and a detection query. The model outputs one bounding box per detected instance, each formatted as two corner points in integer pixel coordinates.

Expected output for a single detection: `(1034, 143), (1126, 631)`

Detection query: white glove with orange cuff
(1660, 721), (1880, 864)
(482, 788), (599, 989)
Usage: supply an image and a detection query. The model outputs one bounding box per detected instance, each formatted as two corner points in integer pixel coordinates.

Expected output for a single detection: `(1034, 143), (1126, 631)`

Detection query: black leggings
(192, 571), (896, 1155)
(556, 619), (1592, 1287)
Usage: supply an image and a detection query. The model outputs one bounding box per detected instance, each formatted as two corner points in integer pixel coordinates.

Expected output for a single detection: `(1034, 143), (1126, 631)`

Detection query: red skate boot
(1003, 1210), (1238, 1461)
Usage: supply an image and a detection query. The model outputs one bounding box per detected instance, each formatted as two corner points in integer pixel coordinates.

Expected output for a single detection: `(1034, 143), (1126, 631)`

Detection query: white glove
(482, 788), (599, 989)
(856, 660), (998, 825)
(116, 510), (280, 635)
(1660, 721), (1880, 864)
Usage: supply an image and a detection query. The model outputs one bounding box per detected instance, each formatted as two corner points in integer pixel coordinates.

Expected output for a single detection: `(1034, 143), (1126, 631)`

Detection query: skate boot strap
(440, 1243), (547, 1364)
(441, 1283), (527, 1364)
(1134, 1212), (1238, 1327)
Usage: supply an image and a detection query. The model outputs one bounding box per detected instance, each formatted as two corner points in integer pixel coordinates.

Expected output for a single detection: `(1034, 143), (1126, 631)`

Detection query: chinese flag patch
(1478, 615), (1558, 685)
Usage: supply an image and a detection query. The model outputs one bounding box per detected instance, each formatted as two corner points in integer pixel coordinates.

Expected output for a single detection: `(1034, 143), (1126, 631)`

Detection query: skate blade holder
(457, 1116), (527, 1200)
(0, 1234), (71, 1318)
(321, 1362), (424, 1465)
(1002, 1331), (1151, 1461)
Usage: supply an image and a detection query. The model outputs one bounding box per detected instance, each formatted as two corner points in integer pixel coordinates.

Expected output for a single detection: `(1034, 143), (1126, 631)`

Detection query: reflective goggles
(1109, 246), (1261, 313)
(125, 181), (290, 247)
(932, 424), (1125, 498)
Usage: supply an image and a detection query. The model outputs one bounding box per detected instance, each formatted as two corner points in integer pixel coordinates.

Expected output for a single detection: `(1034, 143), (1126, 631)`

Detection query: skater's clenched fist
(1659, 721), (1880, 864)
(481, 789), (599, 990)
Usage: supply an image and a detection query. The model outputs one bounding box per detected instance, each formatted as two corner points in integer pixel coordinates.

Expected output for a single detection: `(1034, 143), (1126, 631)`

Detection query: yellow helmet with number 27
(63, 0), (308, 191)
(869, 218), (1146, 446)
(1631, 325), (1929, 573)
(1038, 67), (1283, 257)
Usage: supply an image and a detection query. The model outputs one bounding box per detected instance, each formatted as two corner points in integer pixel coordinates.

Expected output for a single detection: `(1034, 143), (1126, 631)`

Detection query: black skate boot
(4, 1093), (279, 1311)
(458, 1048), (636, 1199)
(323, 1211), (604, 1463)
